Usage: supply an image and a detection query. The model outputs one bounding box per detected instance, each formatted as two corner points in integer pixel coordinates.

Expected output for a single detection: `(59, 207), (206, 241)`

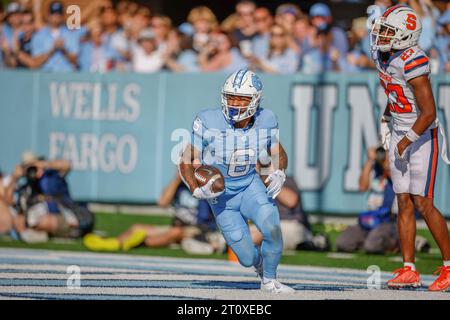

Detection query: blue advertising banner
(0, 70), (449, 215)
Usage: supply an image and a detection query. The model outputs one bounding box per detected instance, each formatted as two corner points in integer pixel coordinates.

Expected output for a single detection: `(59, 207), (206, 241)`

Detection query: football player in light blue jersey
(179, 69), (294, 294)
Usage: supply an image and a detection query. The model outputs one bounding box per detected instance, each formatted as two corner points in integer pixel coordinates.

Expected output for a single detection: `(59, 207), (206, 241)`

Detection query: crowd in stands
(0, 0), (449, 74)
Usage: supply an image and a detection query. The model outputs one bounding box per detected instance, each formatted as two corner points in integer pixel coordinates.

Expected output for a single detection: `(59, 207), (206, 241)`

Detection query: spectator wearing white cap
(132, 28), (165, 73)
(309, 2), (349, 56)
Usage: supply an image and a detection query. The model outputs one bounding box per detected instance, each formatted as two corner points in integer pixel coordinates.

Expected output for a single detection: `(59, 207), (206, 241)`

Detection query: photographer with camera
(17, 151), (94, 239)
(336, 145), (430, 254)
(0, 164), (49, 243)
(336, 145), (399, 254)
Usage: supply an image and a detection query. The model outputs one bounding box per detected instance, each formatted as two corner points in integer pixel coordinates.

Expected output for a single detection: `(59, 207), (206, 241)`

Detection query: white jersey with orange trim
(372, 45), (431, 131)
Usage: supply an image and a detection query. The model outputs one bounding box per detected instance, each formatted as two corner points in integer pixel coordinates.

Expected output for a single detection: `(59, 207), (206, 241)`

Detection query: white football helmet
(221, 69), (263, 123)
(370, 5), (422, 52)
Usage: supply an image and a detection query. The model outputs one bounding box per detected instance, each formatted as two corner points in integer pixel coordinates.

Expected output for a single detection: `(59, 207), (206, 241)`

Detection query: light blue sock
(254, 204), (283, 279)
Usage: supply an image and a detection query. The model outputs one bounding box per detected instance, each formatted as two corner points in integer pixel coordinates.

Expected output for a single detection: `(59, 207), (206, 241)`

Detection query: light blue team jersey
(31, 26), (80, 72)
(192, 107), (279, 194)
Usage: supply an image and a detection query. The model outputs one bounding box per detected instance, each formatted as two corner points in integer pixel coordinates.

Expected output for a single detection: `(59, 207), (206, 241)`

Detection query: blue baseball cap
(49, 1), (64, 15)
(438, 9), (450, 25)
(178, 22), (194, 36)
(310, 3), (331, 17)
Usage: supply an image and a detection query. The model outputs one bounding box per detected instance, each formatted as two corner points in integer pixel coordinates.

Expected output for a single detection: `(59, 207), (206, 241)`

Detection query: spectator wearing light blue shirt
(31, 1), (79, 72)
(249, 24), (299, 74)
(435, 9), (450, 73)
(198, 31), (248, 73)
(414, 1), (440, 54)
(301, 25), (346, 74)
(164, 32), (200, 72)
(251, 7), (274, 60)
(345, 17), (376, 72)
(293, 14), (315, 70)
(309, 3), (349, 56)
(100, 5), (131, 72)
(78, 21), (119, 72)
(1, 2), (23, 68)
(293, 15), (314, 55)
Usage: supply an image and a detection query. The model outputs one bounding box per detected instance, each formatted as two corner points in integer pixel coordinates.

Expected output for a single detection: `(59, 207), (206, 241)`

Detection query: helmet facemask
(221, 91), (261, 123)
(371, 17), (398, 52)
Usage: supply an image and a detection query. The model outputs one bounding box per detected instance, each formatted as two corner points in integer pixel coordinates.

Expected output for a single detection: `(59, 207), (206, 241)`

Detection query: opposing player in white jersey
(371, 5), (450, 291)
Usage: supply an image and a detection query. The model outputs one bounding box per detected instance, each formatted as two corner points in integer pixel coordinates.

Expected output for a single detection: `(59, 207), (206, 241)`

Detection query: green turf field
(0, 212), (444, 274)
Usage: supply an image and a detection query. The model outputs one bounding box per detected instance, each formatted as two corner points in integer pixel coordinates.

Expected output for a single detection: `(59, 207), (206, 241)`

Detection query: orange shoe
(428, 266), (450, 292)
(227, 247), (239, 263)
(387, 266), (422, 289)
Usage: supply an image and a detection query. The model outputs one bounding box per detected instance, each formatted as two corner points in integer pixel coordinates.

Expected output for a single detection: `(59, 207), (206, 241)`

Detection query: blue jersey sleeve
(258, 109), (280, 149)
(191, 112), (209, 152)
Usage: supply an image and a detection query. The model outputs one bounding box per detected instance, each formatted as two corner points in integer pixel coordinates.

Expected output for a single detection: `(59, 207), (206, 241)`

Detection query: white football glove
(192, 178), (224, 200)
(264, 169), (286, 199)
(380, 117), (391, 151)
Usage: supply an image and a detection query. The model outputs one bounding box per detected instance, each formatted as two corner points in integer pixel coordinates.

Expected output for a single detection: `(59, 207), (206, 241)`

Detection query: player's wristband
(405, 129), (420, 143)
(381, 115), (391, 122)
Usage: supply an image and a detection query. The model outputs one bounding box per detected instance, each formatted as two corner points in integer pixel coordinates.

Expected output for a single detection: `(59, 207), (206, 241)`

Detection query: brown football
(194, 165), (225, 193)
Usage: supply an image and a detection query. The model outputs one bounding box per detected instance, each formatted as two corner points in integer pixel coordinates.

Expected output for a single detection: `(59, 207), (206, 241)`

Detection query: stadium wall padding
(0, 70), (449, 216)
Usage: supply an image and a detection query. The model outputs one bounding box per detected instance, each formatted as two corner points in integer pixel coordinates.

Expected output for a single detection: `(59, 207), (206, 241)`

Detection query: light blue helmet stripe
(232, 69), (248, 89)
